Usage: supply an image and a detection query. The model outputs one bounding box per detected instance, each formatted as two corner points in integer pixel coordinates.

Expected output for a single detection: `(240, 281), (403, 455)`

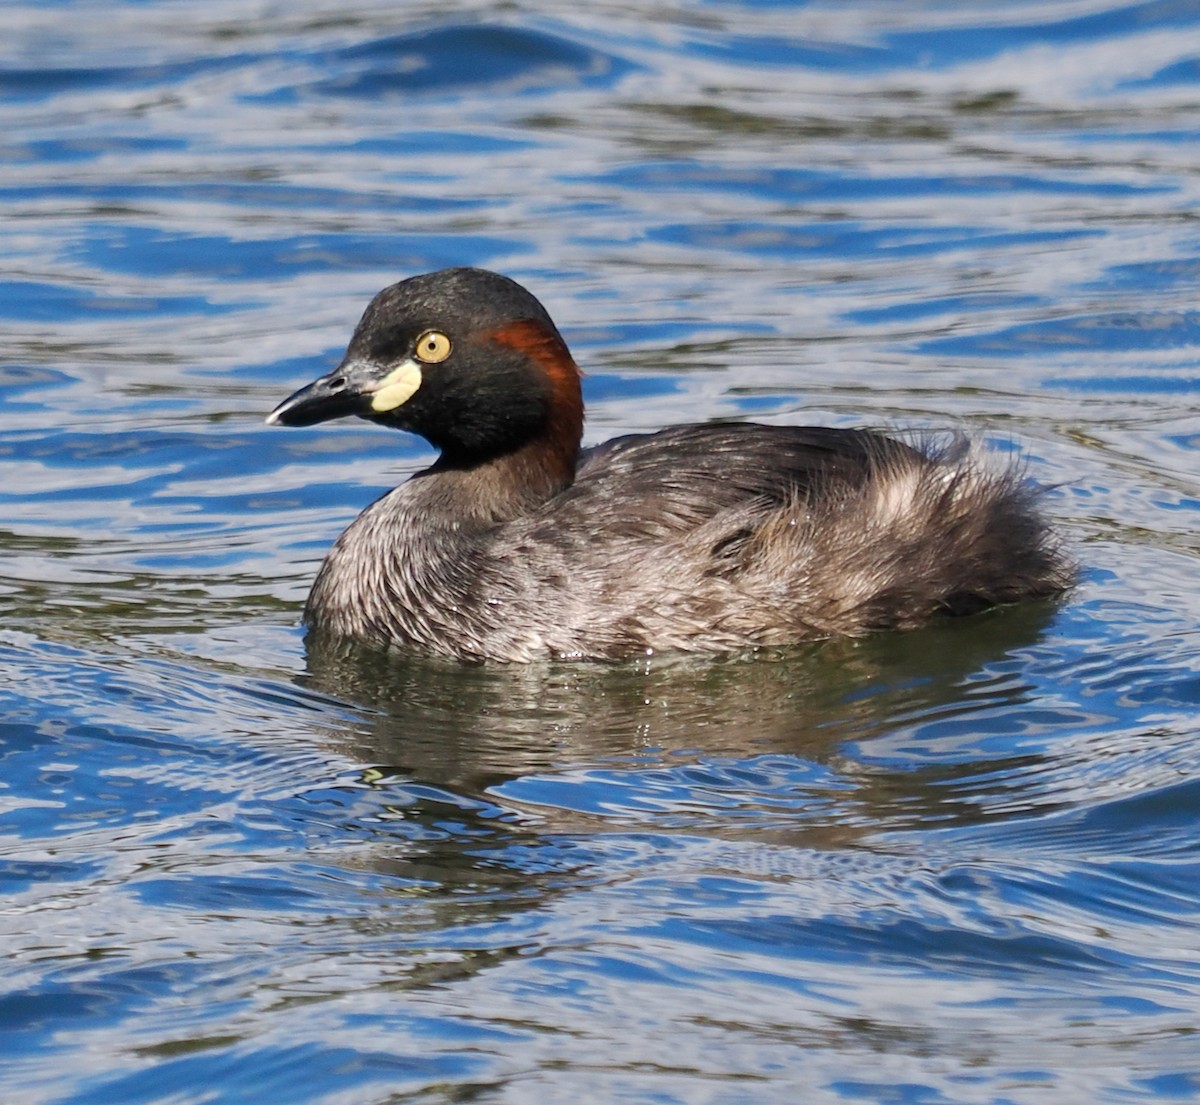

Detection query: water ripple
(3, 2), (1200, 1102)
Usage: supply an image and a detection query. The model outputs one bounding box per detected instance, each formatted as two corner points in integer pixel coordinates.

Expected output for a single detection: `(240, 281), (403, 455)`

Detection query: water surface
(2, 2), (1200, 1102)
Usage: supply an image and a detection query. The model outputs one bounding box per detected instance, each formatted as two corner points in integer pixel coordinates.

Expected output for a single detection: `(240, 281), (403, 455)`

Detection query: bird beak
(266, 358), (423, 427)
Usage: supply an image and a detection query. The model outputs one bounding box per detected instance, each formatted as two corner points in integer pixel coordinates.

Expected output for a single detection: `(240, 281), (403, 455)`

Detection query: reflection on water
(303, 602), (1067, 833)
(2, 1), (1200, 1102)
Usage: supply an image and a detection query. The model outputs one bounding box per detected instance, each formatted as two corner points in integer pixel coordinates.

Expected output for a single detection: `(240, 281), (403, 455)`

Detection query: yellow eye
(414, 330), (451, 364)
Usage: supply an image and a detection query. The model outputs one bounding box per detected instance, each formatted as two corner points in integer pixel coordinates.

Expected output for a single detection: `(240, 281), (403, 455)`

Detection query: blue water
(2, 2), (1199, 1102)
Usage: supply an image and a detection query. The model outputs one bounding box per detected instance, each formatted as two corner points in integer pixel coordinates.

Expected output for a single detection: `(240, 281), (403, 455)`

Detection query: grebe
(268, 267), (1073, 662)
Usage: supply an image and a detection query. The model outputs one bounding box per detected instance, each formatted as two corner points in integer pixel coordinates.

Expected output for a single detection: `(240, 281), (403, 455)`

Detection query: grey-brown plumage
(268, 268), (1074, 663)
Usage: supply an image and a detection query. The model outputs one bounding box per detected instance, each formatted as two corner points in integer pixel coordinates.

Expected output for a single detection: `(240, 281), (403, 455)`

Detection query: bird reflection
(296, 600), (1065, 841)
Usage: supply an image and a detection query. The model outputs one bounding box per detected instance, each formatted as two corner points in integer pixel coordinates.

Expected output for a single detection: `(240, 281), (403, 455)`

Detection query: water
(2, 1), (1199, 1101)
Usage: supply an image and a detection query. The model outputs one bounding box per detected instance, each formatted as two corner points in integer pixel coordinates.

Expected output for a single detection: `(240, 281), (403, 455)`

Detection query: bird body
(268, 268), (1073, 662)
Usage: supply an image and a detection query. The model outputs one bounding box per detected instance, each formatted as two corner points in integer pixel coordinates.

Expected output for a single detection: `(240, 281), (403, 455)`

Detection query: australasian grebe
(267, 267), (1074, 662)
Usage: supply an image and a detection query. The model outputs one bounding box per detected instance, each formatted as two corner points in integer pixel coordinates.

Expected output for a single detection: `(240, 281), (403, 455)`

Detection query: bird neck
(422, 413), (581, 525)
(424, 321), (584, 524)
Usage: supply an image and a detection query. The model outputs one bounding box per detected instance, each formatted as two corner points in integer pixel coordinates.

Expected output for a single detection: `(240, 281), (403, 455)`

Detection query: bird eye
(414, 330), (451, 364)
